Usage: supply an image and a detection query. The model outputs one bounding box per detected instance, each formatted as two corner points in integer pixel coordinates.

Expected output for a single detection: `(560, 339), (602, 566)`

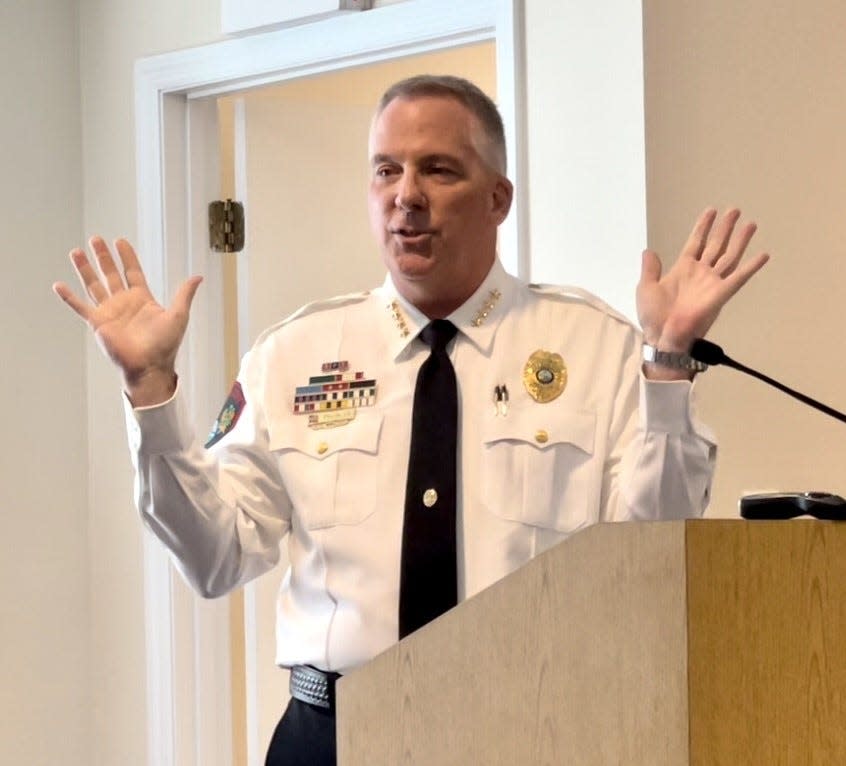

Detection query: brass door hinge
(209, 199), (245, 253)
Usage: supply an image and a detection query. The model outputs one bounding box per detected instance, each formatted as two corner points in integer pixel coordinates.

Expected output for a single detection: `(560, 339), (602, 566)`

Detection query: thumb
(172, 275), (203, 315)
(639, 250), (662, 286)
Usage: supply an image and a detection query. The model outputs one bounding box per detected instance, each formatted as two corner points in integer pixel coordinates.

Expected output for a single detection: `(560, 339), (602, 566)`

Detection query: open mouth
(391, 226), (435, 241)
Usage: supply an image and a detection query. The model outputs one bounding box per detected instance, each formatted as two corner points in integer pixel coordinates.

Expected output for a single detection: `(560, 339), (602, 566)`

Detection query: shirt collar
(377, 259), (517, 360)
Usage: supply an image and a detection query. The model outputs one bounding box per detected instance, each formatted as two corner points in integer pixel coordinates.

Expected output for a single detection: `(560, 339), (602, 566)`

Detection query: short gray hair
(375, 74), (507, 174)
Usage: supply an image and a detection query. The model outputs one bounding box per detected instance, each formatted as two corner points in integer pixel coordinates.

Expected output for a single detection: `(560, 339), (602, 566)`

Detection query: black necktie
(399, 319), (459, 639)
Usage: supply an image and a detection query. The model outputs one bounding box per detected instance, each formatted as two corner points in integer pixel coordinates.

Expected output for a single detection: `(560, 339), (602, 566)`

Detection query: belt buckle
(290, 665), (335, 710)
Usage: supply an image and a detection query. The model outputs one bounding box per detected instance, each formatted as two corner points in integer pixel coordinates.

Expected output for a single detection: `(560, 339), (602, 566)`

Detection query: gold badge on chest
(522, 350), (567, 403)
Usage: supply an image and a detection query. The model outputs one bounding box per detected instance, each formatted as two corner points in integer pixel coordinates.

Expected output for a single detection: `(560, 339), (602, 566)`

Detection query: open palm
(53, 236), (202, 400)
(637, 208), (769, 351)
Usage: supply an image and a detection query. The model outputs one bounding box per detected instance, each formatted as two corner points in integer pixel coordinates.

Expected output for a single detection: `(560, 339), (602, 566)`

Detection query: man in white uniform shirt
(54, 76), (769, 766)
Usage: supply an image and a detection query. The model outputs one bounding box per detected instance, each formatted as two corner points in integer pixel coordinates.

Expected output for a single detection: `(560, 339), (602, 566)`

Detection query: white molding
(242, 579), (261, 766)
(495, 0), (529, 278)
(135, 0), (505, 286)
(232, 99), (252, 364)
(137, 0), (496, 97)
(221, 0), (371, 37)
(141, 540), (176, 766)
(231, 102), (261, 765)
(134, 2), (522, 764)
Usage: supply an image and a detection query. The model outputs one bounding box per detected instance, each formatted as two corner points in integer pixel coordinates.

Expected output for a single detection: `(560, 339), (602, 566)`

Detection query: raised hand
(636, 208), (769, 378)
(53, 236), (202, 405)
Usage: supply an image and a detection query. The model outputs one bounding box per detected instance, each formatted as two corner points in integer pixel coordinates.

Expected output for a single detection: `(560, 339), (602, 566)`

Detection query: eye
(374, 164), (399, 178)
(424, 161), (462, 180)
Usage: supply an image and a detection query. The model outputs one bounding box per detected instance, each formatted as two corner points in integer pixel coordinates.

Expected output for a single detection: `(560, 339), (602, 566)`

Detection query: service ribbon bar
(293, 363), (376, 416)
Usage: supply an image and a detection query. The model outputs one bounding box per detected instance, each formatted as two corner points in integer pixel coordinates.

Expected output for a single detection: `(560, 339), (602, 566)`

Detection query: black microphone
(689, 339), (846, 425)
(690, 338), (846, 520)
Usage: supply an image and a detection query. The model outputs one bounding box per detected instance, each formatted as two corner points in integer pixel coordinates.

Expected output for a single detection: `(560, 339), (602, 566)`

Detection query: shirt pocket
(481, 407), (598, 533)
(269, 412), (384, 529)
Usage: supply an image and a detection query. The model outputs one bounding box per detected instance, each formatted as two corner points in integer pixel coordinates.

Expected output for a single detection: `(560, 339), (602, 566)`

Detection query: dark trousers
(265, 698), (337, 766)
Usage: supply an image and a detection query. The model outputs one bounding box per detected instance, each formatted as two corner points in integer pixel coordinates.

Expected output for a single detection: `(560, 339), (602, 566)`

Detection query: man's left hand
(636, 207), (769, 381)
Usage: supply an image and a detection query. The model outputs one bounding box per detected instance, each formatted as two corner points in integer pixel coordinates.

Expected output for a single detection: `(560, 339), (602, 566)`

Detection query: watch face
(642, 345), (706, 372)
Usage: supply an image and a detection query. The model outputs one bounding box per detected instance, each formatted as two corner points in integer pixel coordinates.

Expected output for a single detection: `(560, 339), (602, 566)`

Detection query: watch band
(642, 344), (708, 372)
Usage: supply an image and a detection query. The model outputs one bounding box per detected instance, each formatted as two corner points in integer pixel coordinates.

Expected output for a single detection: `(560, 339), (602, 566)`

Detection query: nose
(395, 170), (427, 212)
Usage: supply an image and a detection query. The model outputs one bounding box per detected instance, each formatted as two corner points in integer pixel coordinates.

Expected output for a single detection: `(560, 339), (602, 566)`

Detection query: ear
(490, 174), (514, 225)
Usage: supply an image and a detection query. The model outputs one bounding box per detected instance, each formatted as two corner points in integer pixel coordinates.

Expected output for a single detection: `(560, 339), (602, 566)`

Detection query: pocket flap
(482, 406), (596, 455)
(269, 411), (384, 459)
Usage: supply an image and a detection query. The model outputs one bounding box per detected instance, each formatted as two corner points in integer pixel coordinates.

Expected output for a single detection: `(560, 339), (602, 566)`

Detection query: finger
(725, 252), (770, 293)
(53, 281), (94, 322)
(89, 236), (125, 295)
(714, 221), (757, 277)
(171, 275), (204, 316)
(680, 207), (718, 261)
(114, 238), (149, 290)
(701, 208), (741, 265)
(69, 247), (108, 304)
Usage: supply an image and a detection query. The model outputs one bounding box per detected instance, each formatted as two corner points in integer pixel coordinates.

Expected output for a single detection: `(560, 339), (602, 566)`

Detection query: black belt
(289, 665), (342, 711)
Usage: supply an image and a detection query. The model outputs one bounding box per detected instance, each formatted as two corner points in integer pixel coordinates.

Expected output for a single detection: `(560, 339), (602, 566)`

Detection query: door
(221, 41), (496, 764)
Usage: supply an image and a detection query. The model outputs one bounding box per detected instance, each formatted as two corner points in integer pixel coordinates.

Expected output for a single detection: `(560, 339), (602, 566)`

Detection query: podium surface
(337, 520), (846, 764)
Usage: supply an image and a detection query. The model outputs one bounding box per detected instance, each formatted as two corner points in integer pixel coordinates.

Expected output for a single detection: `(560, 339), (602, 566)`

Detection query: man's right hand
(53, 236), (202, 407)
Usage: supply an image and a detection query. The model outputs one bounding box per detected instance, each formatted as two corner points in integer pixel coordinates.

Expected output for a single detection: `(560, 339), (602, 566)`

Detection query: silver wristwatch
(642, 344), (708, 372)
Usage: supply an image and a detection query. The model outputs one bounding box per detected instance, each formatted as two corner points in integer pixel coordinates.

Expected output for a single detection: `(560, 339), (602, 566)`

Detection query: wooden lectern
(336, 520), (846, 764)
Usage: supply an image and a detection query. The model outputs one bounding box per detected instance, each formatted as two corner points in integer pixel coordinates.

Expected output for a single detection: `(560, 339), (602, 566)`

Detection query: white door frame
(133, 2), (525, 764)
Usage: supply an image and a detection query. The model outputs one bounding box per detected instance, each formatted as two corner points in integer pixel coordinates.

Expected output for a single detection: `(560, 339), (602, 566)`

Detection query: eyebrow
(370, 153), (463, 166)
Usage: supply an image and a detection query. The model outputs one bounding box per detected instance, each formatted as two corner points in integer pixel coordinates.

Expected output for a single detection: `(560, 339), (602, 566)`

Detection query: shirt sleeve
(124, 348), (292, 598)
(600, 343), (716, 523)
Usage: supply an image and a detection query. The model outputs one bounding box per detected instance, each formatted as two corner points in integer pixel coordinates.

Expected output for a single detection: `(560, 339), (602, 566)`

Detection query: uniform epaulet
(252, 290), (372, 345)
(527, 283), (634, 327)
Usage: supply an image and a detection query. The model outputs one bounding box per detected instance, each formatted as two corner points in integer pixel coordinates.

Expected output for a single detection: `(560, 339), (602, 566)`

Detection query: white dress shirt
(125, 259), (715, 673)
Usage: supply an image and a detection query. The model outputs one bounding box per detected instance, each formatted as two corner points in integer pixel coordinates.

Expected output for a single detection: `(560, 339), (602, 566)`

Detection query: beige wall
(8, 0), (846, 763)
(0, 0), (88, 763)
(643, 0), (846, 515)
(235, 43), (496, 343)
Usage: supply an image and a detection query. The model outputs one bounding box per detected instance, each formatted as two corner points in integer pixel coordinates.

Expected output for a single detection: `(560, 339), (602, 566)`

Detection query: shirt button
(534, 430), (549, 444)
(423, 488), (438, 507)
(316, 442), (329, 455)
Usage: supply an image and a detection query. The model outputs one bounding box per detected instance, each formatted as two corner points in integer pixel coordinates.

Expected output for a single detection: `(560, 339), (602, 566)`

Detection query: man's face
(367, 95), (512, 318)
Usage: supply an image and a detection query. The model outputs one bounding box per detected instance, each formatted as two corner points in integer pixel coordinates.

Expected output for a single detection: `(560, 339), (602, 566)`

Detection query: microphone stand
(690, 339), (846, 425)
(689, 339), (846, 519)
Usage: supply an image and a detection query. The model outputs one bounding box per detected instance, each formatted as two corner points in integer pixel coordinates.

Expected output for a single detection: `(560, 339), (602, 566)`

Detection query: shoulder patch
(205, 381), (246, 448)
(528, 283), (633, 327)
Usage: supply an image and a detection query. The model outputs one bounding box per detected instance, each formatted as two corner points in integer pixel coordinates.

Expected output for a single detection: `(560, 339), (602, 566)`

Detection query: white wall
(78, 1), (221, 764)
(524, 0), (647, 319)
(0, 0), (88, 763)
